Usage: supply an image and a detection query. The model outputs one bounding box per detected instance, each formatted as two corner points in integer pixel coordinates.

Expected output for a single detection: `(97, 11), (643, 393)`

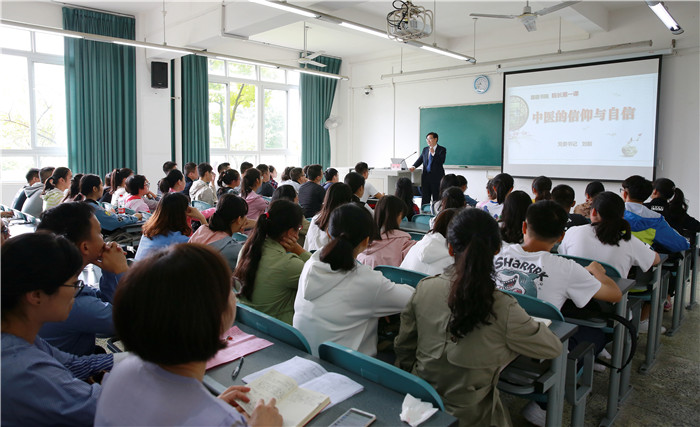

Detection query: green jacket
(238, 238), (311, 324)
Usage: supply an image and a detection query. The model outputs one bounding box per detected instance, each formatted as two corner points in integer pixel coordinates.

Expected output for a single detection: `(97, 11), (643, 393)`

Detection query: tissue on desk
(399, 393), (439, 427)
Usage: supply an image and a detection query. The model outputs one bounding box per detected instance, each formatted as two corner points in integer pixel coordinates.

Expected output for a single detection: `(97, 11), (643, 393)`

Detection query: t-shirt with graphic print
(494, 243), (601, 310)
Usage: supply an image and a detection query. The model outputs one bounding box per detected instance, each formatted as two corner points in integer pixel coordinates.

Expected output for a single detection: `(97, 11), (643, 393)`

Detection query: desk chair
(235, 303), (311, 354)
(192, 200), (212, 211)
(498, 290), (593, 427)
(411, 214), (433, 225)
(421, 203), (431, 213)
(663, 254), (687, 335)
(374, 265), (427, 288)
(318, 341), (445, 411)
(232, 232), (248, 242)
(687, 232), (699, 310)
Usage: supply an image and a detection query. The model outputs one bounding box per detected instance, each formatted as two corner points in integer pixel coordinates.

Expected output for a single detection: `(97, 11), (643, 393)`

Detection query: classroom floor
(503, 285), (700, 427)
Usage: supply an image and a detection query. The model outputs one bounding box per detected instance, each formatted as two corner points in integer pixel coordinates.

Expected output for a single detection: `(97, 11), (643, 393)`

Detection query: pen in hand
(231, 357), (244, 380)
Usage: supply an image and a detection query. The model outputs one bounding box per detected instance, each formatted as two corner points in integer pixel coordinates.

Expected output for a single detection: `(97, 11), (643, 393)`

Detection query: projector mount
(386, 0), (433, 42)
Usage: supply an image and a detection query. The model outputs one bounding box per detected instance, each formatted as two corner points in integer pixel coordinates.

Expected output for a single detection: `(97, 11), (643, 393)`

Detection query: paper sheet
(205, 326), (273, 370)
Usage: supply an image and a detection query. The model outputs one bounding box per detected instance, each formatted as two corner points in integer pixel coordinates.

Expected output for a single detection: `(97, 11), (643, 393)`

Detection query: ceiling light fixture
(646, 1), (683, 34)
(0, 20), (83, 38)
(419, 45), (473, 62)
(339, 22), (388, 39)
(113, 40), (192, 55)
(248, 0), (320, 19)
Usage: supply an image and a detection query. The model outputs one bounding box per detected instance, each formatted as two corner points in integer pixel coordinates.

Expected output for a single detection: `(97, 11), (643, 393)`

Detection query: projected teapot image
(621, 133), (642, 157)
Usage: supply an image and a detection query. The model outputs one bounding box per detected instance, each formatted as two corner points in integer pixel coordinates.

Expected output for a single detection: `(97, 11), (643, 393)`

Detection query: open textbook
(240, 356), (364, 422)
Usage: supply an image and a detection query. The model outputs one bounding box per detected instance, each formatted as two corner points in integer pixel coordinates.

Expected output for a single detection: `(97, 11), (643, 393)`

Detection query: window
(1, 28), (66, 182)
(208, 59), (301, 173)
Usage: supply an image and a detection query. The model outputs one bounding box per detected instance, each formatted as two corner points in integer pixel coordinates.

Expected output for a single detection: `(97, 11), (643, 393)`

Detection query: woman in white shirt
(294, 203), (414, 357)
(401, 208), (459, 276)
(304, 182), (353, 251)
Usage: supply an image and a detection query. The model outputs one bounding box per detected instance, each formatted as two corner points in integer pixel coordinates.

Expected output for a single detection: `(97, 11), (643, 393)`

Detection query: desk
(400, 221), (431, 234)
(205, 323), (458, 426)
(542, 321), (578, 427)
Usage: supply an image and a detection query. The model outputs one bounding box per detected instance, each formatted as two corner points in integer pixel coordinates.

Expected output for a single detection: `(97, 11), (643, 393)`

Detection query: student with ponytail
(304, 182), (353, 251)
(109, 168), (134, 208)
(189, 194), (248, 270)
(293, 203), (414, 357)
(216, 169), (241, 197)
(394, 208), (561, 426)
(479, 173), (513, 220)
(356, 195), (416, 268)
(42, 166), (72, 211)
(645, 178), (700, 242)
(234, 200), (310, 324)
(63, 173), (84, 203)
(532, 175), (552, 202)
(239, 168), (268, 221)
(158, 169), (186, 195)
(81, 174), (142, 231)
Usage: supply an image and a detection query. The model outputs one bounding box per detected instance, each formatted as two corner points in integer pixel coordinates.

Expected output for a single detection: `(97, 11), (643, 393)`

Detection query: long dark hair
(320, 203), (374, 272)
(591, 191), (632, 246)
(209, 194), (248, 235)
(447, 208), (502, 339)
(652, 178), (689, 220)
(394, 178), (415, 220)
(372, 195), (407, 240)
(491, 173), (514, 204)
(142, 192), (191, 238)
(500, 190), (532, 244)
(217, 168), (240, 190)
(159, 169), (185, 194)
(440, 187), (466, 210)
(430, 208), (459, 237)
(317, 183), (353, 231)
(271, 185), (297, 202)
(532, 176), (552, 202)
(43, 167), (70, 195)
(240, 168), (261, 198)
(438, 174), (459, 198)
(110, 168), (133, 192)
(79, 174), (102, 200)
(234, 200), (303, 300)
(64, 173), (84, 202)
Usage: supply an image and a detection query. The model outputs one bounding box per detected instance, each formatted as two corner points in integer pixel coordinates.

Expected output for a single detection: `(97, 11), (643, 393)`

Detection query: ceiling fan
(298, 23), (326, 68)
(469, 1), (580, 32)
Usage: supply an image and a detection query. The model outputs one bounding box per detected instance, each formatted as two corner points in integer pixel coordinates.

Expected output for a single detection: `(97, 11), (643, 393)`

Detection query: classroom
(1, 1), (699, 426)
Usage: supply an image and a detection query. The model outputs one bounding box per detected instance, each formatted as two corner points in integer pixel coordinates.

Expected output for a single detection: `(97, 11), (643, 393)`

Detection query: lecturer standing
(410, 132), (446, 206)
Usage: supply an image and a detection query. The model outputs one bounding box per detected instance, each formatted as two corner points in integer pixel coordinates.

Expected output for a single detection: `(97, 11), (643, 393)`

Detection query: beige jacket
(394, 272), (562, 427)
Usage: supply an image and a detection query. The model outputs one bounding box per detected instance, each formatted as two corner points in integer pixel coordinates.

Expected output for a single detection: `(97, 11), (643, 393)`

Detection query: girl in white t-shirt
(478, 173), (513, 220)
(304, 183), (353, 252)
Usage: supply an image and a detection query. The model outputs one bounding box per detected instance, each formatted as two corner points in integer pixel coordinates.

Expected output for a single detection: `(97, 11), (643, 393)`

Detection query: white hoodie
(303, 215), (330, 252)
(293, 251), (414, 356)
(400, 232), (453, 276)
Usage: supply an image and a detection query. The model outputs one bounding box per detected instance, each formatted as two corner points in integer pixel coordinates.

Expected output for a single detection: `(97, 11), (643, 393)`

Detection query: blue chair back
(408, 232), (424, 241)
(557, 254), (621, 278)
(318, 341), (445, 411)
(500, 290), (564, 321)
(232, 232), (248, 242)
(235, 303), (311, 353)
(374, 265), (427, 288)
(421, 204), (431, 213)
(192, 200), (212, 211)
(411, 214), (433, 225)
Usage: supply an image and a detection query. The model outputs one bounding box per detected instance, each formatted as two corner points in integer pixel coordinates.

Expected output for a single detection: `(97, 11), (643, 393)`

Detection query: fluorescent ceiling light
(1, 21), (83, 38)
(249, 0), (320, 19)
(339, 22), (388, 39)
(420, 45), (472, 62)
(298, 68), (344, 80)
(113, 40), (192, 55)
(214, 55), (275, 68)
(646, 1), (683, 34)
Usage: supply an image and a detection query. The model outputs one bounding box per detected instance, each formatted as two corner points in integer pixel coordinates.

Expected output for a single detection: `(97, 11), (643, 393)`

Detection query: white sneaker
(522, 401), (547, 427)
(594, 363), (607, 372)
(638, 319), (667, 334)
(599, 348), (612, 360)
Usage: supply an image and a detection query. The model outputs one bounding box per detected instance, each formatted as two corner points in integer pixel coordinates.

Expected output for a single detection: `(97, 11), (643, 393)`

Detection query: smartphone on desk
(328, 408), (376, 427)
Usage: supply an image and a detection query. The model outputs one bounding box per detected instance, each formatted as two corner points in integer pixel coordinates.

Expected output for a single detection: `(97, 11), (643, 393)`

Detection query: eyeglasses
(60, 279), (85, 297)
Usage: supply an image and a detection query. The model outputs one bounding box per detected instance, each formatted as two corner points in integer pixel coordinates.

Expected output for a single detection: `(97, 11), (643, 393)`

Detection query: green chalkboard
(419, 103), (503, 166)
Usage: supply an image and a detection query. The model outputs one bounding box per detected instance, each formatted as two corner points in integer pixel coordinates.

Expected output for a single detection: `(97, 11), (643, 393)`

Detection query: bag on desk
(560, 299), (637, 372)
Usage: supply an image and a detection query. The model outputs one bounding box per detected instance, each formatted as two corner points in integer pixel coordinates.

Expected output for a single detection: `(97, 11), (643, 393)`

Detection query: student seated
(182, 162), (198, 197)
(134, 193), (207, 261)
(354, 162), (384, 204)
(400, 208), (458, 276)
(277, 167), (303, 192)
(108, 168), (134, 207)
(304, 182), (353, 252)
(294, 203), (414, 356)
(11, 167), (40, 211)
(344, 171), (372, 213)
(240, 168), (269, 221)
(268, 165), (279, 189)
(271, 185), (308, 246)
(123, 175), (154, 213)
(217, 169), (241, 197)
(80, 174), (143, 232)
(551, 184), (590, 230)
(189, 194), (248, 270)
(477, 173), (513, 220)
(234, 200), (311, 325)
(559, 191), (661, 332)
(357, 195), (416, 268)
(62, 173), (84, 203)
(430, 174), (459, 215)
(158, 169), (186, 195)
(255, 164), (275, 197)
(42, 167), (72, 212)
(395, 177), (419, 220)
(298, 164), (326, 218)
(37, 203), (130, 355)
(95, 244), (281, 427)
(531, 175), (552, 202)
(2, 233), (118, 426)
(644, 178), (700, 243)
(574, 181), (604, 218)
(499, 190), (532, 244)
(189, 162), (217, 206)
(428, 187), (465, 229)
(323, 167), (339, 190)
(22, 166), (54, 218)
(454, 175), (478, 207)
(394, 208), (561, 426)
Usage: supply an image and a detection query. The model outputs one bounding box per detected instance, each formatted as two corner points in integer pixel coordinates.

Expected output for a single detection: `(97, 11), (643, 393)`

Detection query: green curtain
(300, 56), (342, 168)
(63, 7), (136, 178)
(181, 55), (209, 164)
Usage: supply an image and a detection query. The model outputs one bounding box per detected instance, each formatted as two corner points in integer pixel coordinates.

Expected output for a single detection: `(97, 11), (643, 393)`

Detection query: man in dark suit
(410, 132), (447, 206)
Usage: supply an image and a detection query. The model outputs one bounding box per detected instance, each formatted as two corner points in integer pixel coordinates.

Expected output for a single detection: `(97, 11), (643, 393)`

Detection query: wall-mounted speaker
(151, 61), (168, 89)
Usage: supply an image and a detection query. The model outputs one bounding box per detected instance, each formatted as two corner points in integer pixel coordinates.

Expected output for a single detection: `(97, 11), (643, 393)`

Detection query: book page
(532, 316), (553, 326)
(243, 356), (327, 385)
(235, 370), (298, 416)
(275, 387), (330, 427)
(300, 373), (364, 411)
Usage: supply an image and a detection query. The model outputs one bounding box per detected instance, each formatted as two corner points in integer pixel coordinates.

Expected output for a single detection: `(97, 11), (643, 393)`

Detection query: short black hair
(184, 162), (197, 175)
(37, 202), (96, 245)
(256, 164), (269, 174)
(551, 184), (575, 210)
(217, 162), (231, 174)
(525, 200), (568, 242)
(622, 175), (653, 202)
(197, 162), (213, 178)
(240, 162), (254, 175)
(344, 172), (365, 194)
(26, 168), (40, 183)
(113, 244), (233, 364)
(39, 167), (55, 183)
(354, 162), (369, 175)
(125, 174), (147, 196)
(585, 181), (605, 198)
(455, 175), (467, 188)
(162, 161), (177, 174)
(271, 185), (298, 202)
(426, 132), (438, 140)
(289, 167), (303, 182)
(307, 164), (322, 181)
